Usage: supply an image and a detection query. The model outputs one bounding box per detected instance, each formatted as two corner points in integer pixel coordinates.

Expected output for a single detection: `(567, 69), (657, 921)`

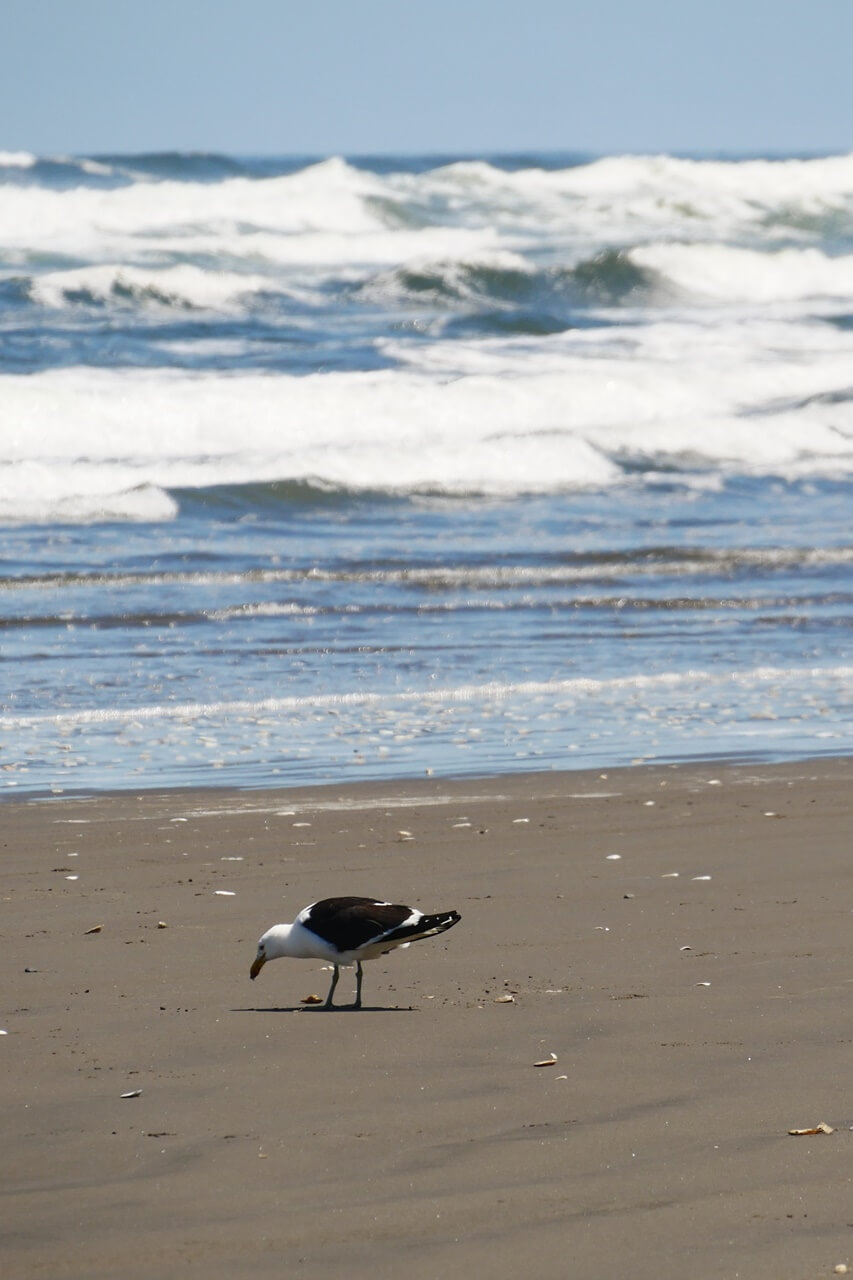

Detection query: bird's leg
(324, 964), (340, 1009)
(353, 960), (364, 1009)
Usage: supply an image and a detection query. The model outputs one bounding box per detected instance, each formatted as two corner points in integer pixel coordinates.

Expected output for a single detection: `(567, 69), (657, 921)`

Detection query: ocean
(1, 148), (851, 797)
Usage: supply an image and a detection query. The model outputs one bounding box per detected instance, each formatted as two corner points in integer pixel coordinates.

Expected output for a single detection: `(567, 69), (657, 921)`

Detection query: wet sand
(3, 758), (853, 1279)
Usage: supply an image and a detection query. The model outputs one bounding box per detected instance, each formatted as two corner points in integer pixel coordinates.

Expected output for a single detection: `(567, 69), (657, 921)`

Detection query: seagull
(249, 896), (461, 1008)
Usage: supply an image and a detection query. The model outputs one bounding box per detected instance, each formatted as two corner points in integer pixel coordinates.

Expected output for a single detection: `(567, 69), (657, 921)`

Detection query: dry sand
(2, 758), (853, 1279)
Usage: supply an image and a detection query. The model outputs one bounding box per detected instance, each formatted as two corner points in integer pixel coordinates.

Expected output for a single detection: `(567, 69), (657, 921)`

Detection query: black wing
(302, 897), (415, 953)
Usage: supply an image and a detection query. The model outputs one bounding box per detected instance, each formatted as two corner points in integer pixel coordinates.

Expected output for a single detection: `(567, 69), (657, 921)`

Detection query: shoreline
(4, 743), (852, 807)
(3, 756), (853, 1278)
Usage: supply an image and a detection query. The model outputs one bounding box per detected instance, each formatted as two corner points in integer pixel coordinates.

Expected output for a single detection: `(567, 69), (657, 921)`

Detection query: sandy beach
(3, 757), (853, 1279)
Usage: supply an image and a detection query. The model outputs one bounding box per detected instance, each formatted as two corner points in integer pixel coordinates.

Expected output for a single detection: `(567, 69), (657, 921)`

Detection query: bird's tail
(383, 909), (461, 946)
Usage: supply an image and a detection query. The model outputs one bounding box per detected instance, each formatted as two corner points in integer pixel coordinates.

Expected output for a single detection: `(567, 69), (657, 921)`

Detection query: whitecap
(0, 150), (36, 168)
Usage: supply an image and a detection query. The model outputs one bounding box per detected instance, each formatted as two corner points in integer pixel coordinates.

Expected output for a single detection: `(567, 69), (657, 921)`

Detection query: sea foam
(632, 242), (853, 302)
(0, 151), (36, 168)
(3, 152), (853, 268)
(3, 327), (853, 522)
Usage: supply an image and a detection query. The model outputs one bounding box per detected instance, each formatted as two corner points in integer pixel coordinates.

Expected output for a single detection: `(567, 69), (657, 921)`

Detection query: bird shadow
(232, 1004), (417, 1014)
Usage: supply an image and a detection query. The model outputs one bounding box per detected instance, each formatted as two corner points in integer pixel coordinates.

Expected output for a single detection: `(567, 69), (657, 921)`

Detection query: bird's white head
(249, 923), (292, 979)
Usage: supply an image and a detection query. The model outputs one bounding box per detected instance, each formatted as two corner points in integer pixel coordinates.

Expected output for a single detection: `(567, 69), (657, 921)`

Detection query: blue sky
(4, 0), (851, 157)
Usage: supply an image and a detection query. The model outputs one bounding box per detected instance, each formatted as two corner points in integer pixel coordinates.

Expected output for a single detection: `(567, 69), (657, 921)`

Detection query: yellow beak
(250, 955), (266, 980)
